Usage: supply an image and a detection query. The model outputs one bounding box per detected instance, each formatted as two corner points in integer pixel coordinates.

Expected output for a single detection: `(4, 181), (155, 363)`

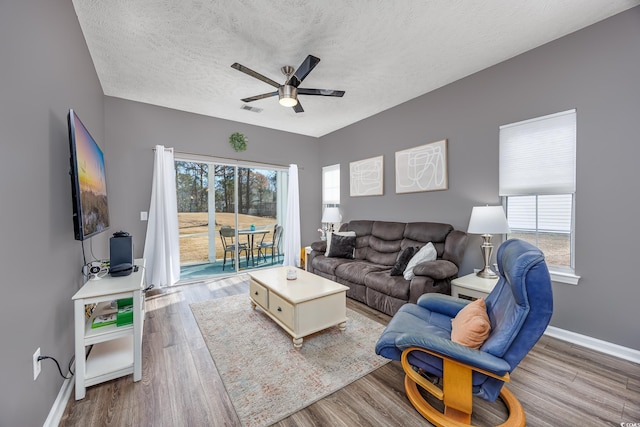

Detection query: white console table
(72, 258), (145, 400)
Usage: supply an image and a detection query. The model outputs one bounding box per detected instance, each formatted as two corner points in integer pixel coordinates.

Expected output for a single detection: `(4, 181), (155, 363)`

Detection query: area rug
(190, 293), (390, 427)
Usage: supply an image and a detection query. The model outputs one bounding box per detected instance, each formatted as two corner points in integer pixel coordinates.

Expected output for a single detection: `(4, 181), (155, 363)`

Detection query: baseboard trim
(43, 362), (74, 427)
(544, 326), (640, 364)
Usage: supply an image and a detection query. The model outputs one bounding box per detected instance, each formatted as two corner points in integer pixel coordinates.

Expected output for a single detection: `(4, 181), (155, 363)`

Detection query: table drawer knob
(277, 307), (282, 312)
(254, 291), (259, 296)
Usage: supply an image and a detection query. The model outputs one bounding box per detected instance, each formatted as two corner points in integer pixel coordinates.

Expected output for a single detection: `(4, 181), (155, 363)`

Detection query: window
(174, 155), (288, 278)
(499, 109), (579, 284)
(322, 164), (340, 207)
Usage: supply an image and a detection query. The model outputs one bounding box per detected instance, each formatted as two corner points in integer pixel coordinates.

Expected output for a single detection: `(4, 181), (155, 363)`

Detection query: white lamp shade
(467, 206), (510, 234)
(322, 207), (342, 223)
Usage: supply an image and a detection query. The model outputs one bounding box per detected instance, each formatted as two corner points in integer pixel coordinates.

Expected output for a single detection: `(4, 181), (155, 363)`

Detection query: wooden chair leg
(401, 347), (526, 427)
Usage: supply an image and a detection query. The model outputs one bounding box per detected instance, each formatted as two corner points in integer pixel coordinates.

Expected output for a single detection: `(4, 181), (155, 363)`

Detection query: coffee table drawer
(268, 292), (294, 329)
(250, 279), (268, 308)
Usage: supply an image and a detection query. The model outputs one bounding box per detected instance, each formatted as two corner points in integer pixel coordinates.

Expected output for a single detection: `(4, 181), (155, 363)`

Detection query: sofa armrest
(412, 259), (458, 280)
(310, 240), (327, 253)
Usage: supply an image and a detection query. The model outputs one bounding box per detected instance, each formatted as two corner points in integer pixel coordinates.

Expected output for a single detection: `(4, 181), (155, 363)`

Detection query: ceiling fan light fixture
(278, 85), (298, 107)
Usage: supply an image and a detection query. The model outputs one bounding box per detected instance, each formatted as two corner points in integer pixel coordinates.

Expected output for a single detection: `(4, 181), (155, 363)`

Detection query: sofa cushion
(310, 255), (353, 276)
(326, 233), (356, 259)
(354, 235), (371, 260)
(402, 222), (453, 258)
(390, 246), (419, 276)
(362, 221), (406, 266)
(372, 221), (406, 240)
(345, 220), (375, 235)
(364, 271), (411, 300)
(404, 222), (453, 244)
(335, 261), (388, 284)
(404, 242), (437, 280)
(366, 236), (402, 265)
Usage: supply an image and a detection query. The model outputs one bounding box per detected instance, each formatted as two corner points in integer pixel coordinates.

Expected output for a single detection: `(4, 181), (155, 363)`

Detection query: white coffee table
(248, 266), (349, 349)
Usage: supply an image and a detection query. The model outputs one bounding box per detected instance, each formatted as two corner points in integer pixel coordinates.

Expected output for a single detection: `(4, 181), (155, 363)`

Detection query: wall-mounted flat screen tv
(68, 109), (110, 241)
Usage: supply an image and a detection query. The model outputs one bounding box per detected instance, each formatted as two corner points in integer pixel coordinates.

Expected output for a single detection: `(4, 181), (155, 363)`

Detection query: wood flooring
(60, 275), (640, 426)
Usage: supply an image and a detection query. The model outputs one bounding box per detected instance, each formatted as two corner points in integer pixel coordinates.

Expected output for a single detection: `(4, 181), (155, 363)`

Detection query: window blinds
(322, 164), (340, 205)
(499, 109), (576, 196)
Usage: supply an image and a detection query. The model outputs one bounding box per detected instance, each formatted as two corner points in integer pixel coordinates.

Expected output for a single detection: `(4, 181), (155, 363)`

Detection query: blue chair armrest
(396, 332), (511, 376)
(416, 293), (469, 318)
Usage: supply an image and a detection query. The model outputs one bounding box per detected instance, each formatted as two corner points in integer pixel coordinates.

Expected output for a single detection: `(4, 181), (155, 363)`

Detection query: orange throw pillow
(451, 298), (491, 349)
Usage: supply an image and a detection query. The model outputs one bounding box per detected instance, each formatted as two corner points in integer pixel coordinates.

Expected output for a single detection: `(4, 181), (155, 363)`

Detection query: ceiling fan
(231, 55), (345, 113)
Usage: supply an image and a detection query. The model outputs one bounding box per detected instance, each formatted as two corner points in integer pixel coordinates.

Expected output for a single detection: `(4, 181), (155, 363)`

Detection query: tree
(175, 161), (208, 212)
(214, 165), (234, 212)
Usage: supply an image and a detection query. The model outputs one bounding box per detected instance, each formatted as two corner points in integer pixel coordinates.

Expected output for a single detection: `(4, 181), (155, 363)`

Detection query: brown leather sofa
(308, 220), (467, 316)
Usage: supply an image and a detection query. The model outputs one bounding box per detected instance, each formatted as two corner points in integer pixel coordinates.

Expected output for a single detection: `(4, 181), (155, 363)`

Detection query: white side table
(72, 258), (145, 400)
(451, 273), (498, 301)
(302, 246), (312, 270)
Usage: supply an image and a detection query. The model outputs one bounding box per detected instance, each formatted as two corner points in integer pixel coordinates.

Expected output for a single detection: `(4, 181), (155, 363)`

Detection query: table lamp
(321, 207), (342, 233)
(467, 205), (510, 279)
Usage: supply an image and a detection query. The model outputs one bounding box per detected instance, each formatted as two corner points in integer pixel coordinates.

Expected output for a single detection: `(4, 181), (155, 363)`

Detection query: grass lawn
(508, 232), (570, 267)
(179, 212), (277, 264)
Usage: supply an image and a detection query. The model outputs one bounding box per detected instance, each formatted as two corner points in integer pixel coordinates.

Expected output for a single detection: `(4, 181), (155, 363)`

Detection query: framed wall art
(350, 155), (384, 197)
(395, 139), (448, 193)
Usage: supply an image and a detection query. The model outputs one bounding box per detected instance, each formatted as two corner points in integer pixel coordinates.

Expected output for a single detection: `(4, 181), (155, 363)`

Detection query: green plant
(229, 132), (248, 152)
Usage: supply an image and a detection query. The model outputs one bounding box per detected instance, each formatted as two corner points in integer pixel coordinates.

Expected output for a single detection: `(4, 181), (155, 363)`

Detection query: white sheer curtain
(143, 145), (180, 287)
(282, 164), (301, 267)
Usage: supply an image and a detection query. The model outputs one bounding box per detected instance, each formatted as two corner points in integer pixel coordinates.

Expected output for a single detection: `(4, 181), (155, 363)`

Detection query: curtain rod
(151, 147), (302, 170)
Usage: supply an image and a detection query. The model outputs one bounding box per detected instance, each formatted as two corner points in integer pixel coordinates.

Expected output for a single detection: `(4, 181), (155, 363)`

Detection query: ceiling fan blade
(287, 55), (320, 87)
(297, 88), (345, 97)
(231, 63), (280, 88)
(293, 101), (304, 113)
(241, 91), (278, 103)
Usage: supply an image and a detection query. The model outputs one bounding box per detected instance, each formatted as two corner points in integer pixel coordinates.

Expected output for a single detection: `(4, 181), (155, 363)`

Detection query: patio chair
(219, 226), (249, 271)
(257, 224), (283, 264)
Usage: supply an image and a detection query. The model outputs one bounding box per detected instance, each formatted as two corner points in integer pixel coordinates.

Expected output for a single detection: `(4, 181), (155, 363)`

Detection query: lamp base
(476, 234), (498, 279)
(476, 267), (498, 279)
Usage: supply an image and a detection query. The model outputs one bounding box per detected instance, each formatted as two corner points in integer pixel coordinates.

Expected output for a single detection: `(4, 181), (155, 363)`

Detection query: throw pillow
(325, 231), (356, 256)
(390, 246), (419, 276)
(403, 242), (437, 280)
(326, 234), (356, 259)
(450, 298), (491, 349)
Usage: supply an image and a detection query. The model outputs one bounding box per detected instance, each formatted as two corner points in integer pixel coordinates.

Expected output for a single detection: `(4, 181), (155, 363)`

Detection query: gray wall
(0, 1), (107, 425)
(319, 7), (640, 350)
(103, 97), (322, 257)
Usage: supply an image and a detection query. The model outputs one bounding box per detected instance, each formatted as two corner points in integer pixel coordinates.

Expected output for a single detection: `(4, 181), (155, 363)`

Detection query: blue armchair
(375, 239), (553, 426)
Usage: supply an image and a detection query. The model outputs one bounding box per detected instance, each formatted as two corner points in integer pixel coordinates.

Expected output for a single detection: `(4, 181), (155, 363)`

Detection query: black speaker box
(110, 232), (133, 276)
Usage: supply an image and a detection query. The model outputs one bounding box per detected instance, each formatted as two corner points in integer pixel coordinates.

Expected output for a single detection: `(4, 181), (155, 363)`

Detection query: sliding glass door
(176, 158), (287, 282)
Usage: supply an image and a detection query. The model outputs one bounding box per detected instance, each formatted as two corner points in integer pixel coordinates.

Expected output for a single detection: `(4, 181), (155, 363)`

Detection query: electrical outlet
(33, 348), (41, 380)
(140, 211), (148, 221)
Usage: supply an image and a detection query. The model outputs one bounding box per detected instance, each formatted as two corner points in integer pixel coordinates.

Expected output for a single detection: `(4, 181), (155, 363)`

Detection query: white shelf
(85, 336), (134, 385)
(84, 302), (133, 345)
(73, 258), (145, 400)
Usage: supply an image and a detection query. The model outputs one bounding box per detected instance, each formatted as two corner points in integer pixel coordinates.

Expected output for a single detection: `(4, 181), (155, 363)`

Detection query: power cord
(38, 355), (75, 380)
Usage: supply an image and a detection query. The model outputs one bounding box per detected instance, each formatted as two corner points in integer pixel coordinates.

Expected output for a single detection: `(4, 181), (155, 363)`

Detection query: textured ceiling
(72, 0), (639, 137)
